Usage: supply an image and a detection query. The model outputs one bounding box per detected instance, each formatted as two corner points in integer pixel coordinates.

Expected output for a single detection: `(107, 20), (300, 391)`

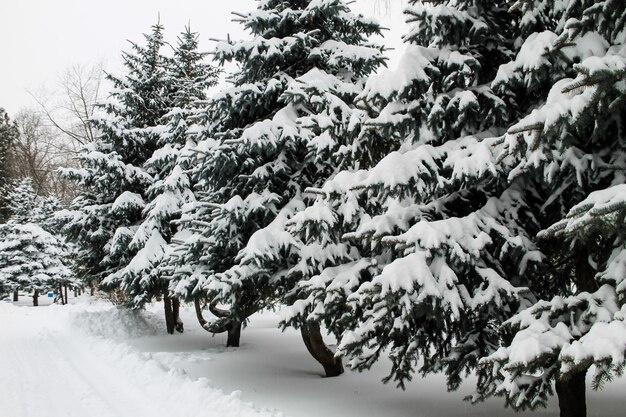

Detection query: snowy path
(2, 301), (625, 417)
(0, 304), (283, 417)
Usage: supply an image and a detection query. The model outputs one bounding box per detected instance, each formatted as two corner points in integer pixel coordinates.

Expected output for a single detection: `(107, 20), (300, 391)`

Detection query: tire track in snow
(0, 308), (117, 417)
(0, 304), (285, 417)
(1, 306), (179, 417)
(47, 326), (174, 417)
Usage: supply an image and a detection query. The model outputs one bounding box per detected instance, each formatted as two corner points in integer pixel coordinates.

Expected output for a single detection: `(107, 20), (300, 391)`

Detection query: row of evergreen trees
(0, 178), (79, 305)
(59, 1), (625, 417)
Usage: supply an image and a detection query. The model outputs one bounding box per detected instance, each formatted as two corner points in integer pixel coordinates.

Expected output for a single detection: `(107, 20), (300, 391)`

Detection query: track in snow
(0, 304), (283, 417)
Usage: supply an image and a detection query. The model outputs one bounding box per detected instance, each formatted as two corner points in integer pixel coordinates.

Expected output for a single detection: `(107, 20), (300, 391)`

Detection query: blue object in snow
(47, 292), (54, 298)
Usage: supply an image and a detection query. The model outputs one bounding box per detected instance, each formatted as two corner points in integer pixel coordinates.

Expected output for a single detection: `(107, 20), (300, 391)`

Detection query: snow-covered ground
(2, 296), (624, 417)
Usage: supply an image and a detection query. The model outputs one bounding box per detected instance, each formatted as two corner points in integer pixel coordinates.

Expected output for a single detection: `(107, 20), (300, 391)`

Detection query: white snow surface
(2, 296), (625, 417)
(0, 300), (282, 417)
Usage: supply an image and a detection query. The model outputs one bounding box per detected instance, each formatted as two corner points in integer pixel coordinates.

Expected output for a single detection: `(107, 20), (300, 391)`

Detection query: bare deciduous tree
(9, 110), (75, 200)
(30, 62), (104, 152)
(13, 62), (107, 202)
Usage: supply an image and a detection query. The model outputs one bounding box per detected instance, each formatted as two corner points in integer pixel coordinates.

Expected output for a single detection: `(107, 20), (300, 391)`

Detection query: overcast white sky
(0, 0), (407, 117)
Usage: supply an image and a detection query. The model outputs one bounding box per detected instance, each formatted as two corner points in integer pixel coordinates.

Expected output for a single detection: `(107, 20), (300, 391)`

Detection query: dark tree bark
(552, 251), (595, 417)
(194, 297), (209, 328)
(172, 297), (184, 333)
(32, 290), (39, 306)
(209, 301), (231, 318)
(556, 370), (587, 417)
(58, 284), (65, 305)
(164, 295), (175, 335)
(13, 290), (18, 302)
(574, 251), (598, 293)
(226, 320), (242, 347)
(90, 280), (96, 296)
(194, 297), (243, 347)
(64, 285), (68, 304)
(301, 322), (343, 377)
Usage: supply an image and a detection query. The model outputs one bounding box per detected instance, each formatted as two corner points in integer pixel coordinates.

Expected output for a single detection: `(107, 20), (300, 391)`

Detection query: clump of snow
(70, 305), (164, 339)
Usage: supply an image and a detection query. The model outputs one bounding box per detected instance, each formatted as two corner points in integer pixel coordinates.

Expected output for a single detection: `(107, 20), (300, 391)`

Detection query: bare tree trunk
(90, 279), (96, 296)
(556, 370), (587, 417)
(13, 290), (18, 302)
(172, 297), (184, 333)
(58, 284), (65, 305)
(194, 297), (209, 328)
(164, 295), (175, 335)
(300, 322), (343, 377)
(227, 320), (242, 347)
(194, 297), (242, 347)
(553, 253), (594, 417)
(32, 290), (39, 307)
(64, 285), (68, 304)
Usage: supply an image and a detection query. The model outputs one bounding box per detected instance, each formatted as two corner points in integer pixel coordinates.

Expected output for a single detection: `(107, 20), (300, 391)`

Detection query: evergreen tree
(167, 0), (386, 357)
(283, 0), (537, 386)
(0, 179), (76, 305)
(283, 1), (625, 416)
(6, 177), (38, 224)
(60, 23), (173, 312)
(33, 195), (64, 231)
(123, 26), (219, 334)
(0, 108), (18, 222)
(472, 2), (626, 416)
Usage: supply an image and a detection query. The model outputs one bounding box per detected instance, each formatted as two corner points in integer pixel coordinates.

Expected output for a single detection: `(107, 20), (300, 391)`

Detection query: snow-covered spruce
(0, 178), (78, 305)
(166, 0), (386, 372)
(0, 109), (18, 223)
(472, 4), (626, 416)
(59, 23), (208, 333)
(283, 1), (625, 417)
(118, 27), (219, 334)
(283, 0), (537, 387)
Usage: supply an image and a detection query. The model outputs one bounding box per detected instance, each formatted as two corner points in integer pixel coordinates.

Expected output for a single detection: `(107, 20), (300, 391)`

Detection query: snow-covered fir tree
(283, 1), (625, 416)
(471, 2), (626, 416)
(0, 108), (18, 223)
(122, 27), (219, 334)
(5, 177), (37, 224)
(0, 178), (76, 305)
(166, 0), (386, 355)
(60, 23), (174, 314)
(283, 0), (536, 385)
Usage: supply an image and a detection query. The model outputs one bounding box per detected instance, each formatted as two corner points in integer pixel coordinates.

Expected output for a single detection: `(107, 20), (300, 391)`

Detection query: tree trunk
(13, 290), (18, 302)
(172, 297), (184, 333)
(164, 295), (175, 335)
(301, 322), (344, 377)
(194, 297), (209, 328)
(64, 285), (68, 304)
(194, 297), (242, 347)
(90, 280), (96, 296)
(209, 301), (231, 318)
(58, 284), (65, 305)
(32, 290), (39, 307)
(226, 320), (242, 347)
(556, 370), (587, 417)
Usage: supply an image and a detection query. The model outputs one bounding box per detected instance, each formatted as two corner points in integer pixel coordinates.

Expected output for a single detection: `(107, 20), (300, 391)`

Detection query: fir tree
(0, 109), (18, 222)
(60, 23), (174, 313)
(283, 0), (538, 387)
(0, 178), (76, 305)
(124, 26), (219, 334)
(6, 177), (38, 224)
(283, 1), (625, 416)
(167, 0), (386, 357)
(472, 2), (626, 416)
